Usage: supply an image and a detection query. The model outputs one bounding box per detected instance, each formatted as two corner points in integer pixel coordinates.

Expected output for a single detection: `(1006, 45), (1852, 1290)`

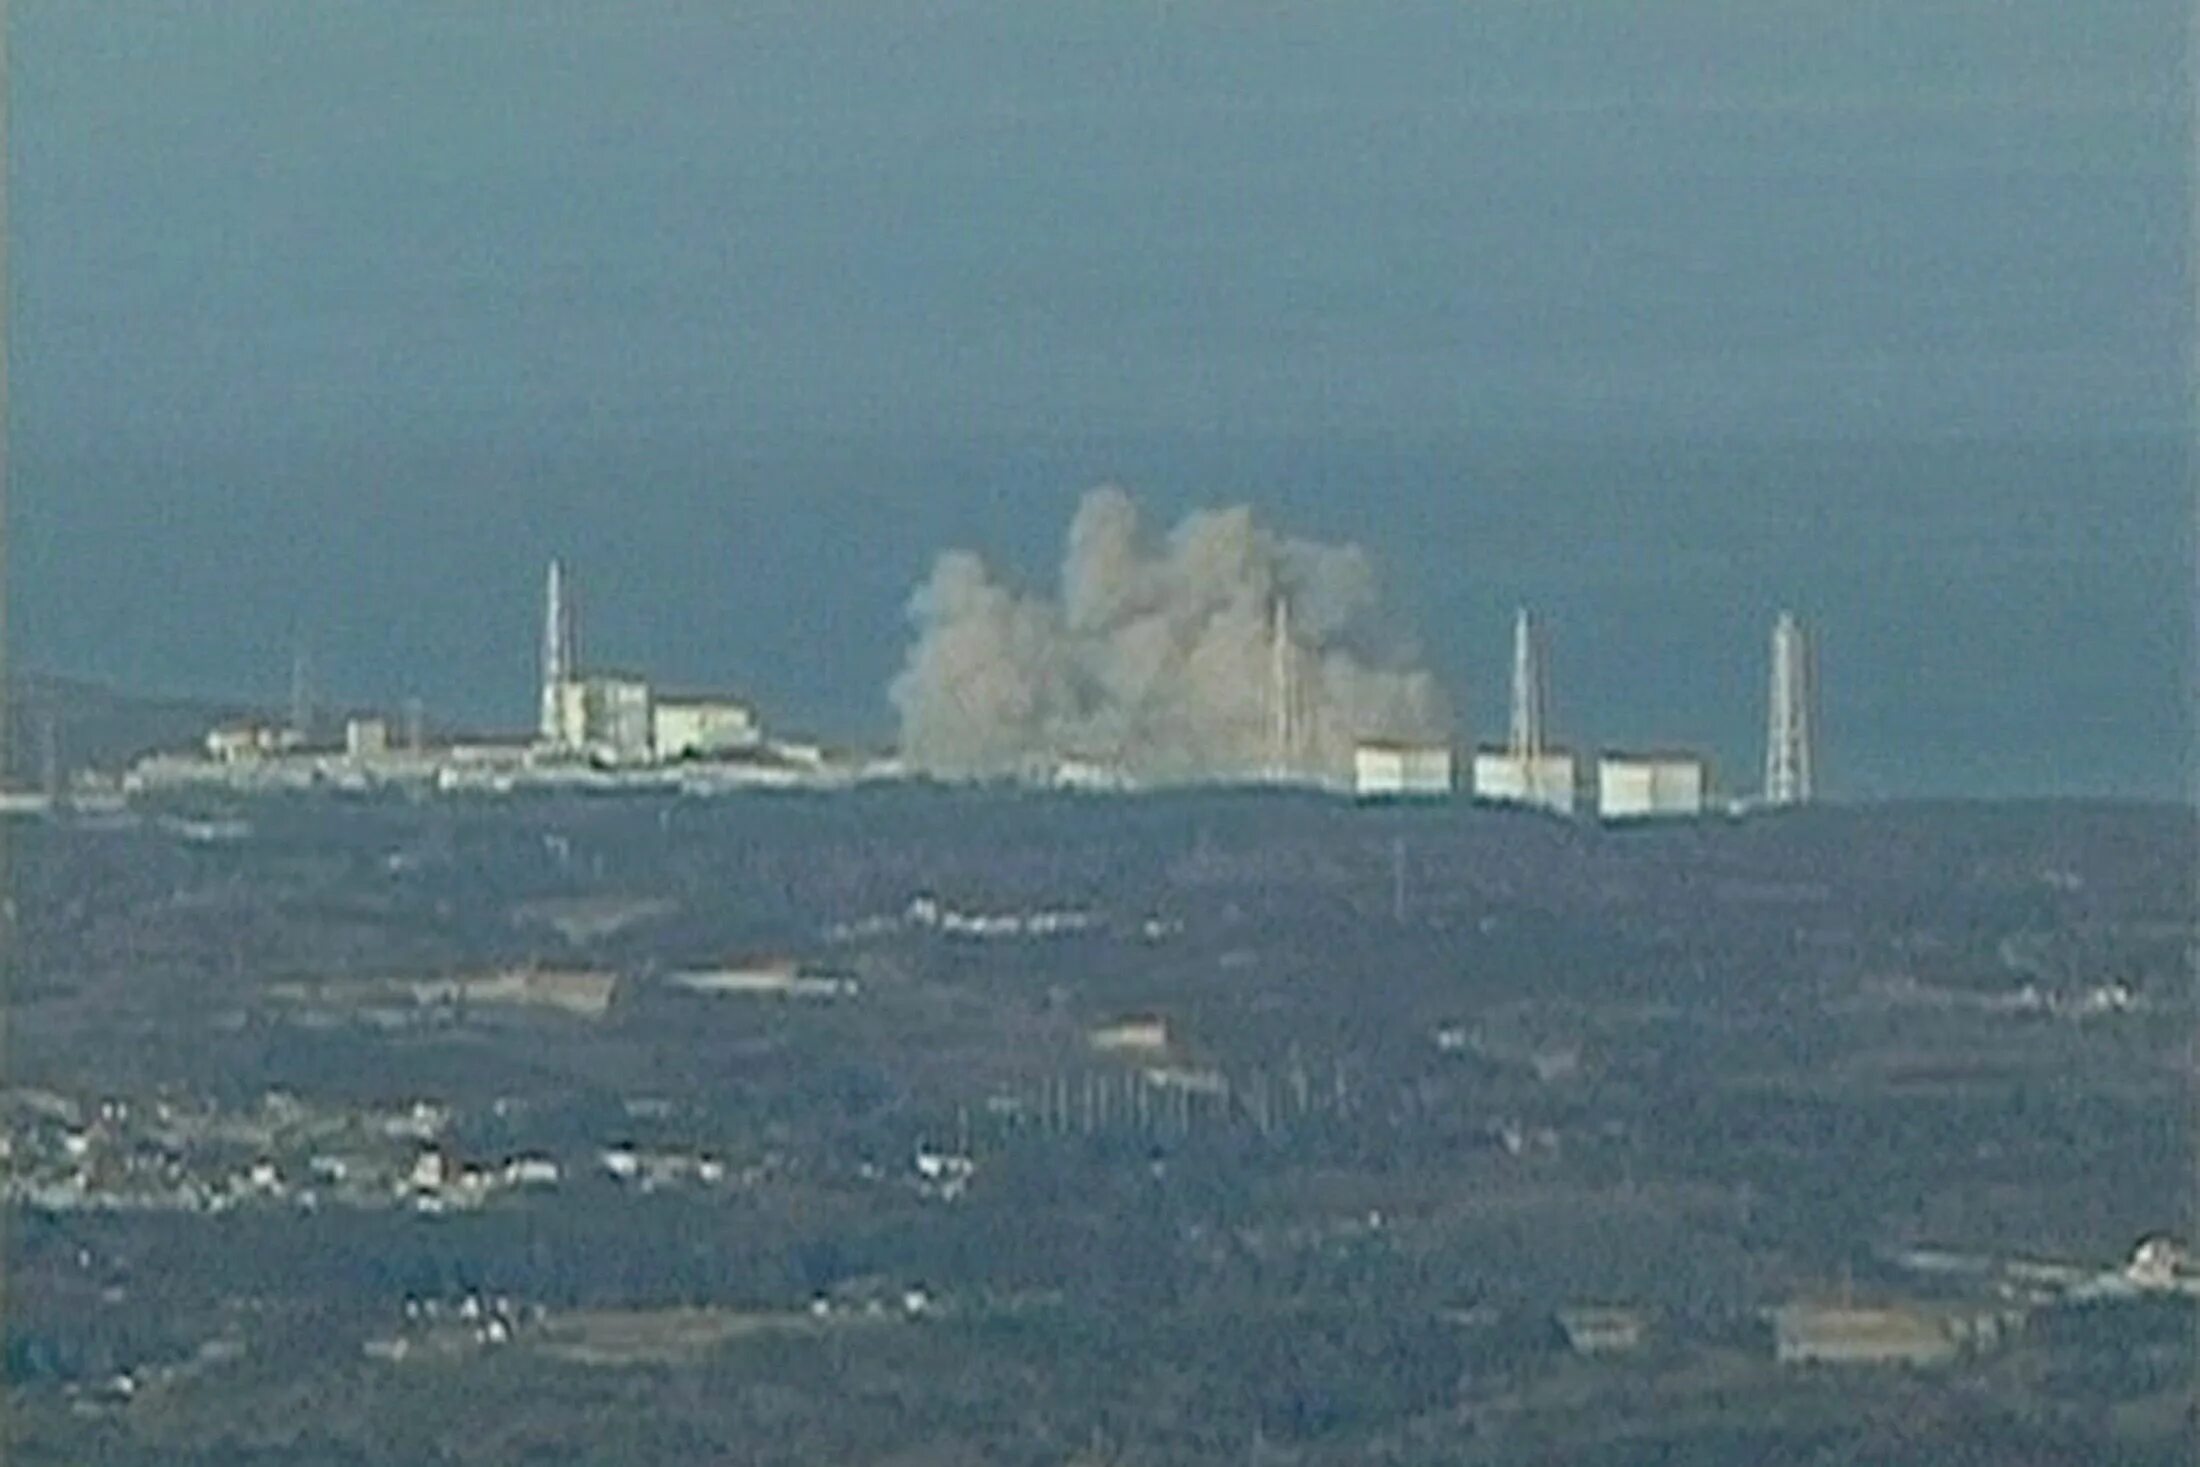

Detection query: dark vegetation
(6, 789), (2193, 1464)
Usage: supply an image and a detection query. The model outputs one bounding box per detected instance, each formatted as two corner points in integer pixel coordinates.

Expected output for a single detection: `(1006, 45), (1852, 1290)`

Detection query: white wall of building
(1353, 743), (1454, 798)
(346, 718), (391, 761)
(1472, 750), (1577, 815)
(549, 677), (656, 763)
(1597, 755), (1707, 819)
(653, 700), (761, 761)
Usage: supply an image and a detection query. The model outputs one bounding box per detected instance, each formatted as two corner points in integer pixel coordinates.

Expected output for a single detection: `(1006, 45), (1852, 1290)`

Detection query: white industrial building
(345, 718), (391, 761)
(1471, 749), (1578, 816)
(548, 675), (655, 764)
(1596, 752), (1708, 820)
(652, 698), (761, 761)
(535, 563), (767, 769)
(205, 724), (294, 763)
(1352, 742), (1455, 798)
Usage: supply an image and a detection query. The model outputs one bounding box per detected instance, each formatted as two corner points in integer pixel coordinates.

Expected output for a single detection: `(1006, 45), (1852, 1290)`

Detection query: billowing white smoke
(892, 487), (1449, 784)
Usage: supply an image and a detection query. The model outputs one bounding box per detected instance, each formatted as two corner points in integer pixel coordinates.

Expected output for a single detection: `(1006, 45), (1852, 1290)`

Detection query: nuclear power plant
(113, 516), (1821, 817)
(121, 559), (865, 797)
(1357, 606), (1816, 820)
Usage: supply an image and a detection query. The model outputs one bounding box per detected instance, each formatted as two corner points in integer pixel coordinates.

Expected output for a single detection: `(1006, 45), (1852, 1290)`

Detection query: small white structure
(1090, 1016), (1171, 1055)
(206, 724), (286, 763)
(652, 699), (761, 761)
(408, 1148), (448, 1194)
(346, 718), (392, 761)
(2124, 1235), (2191, 1291)
(503, 1156), (562, 1188)
(1052, 757), (1137, 792)
(1556, 1306), (1646, 1356)
(1472, 750), (1577, 816)
(1597, 752), (1708, 820)
(1353, 742), (1454, 798)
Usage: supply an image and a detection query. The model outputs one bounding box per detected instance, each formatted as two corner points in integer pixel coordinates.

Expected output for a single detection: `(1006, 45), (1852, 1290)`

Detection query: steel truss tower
(1764, 610), (1815, 806)
(1508, 606), (1563, 804)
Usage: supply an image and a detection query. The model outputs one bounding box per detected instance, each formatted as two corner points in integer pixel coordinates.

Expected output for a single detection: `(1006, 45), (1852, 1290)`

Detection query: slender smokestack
(1508, 606), (1547, 763)
(1267, 592), (1296, 782)
(1504, 607), (1566, 807)
(540, 560), (576, 746)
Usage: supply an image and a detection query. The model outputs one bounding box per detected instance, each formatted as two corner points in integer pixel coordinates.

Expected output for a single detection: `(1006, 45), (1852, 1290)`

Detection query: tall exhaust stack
(1266, 592), (1298, 782)
(1764, 610), (1815, 806)
(540, 559), (577, 747)
(1507, 606), (1546, 766)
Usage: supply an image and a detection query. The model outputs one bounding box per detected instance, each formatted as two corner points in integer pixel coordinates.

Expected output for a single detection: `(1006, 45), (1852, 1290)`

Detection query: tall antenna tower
(1507, 605), (1560, 804)
(1507, 606), (1546, 764)
(1764, 610), (1816, 806)
(539, 559), (578, 747)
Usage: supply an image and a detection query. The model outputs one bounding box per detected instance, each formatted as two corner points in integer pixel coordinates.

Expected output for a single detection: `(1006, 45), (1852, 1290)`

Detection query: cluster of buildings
(100, 558), (1817, 820)
(0, 1087), (470, 1217)
(0, 1083), (758, 1220)
(533, 560), (762, 766)
(122, 560), (888, 797)
(1348, 608), (1817, 821)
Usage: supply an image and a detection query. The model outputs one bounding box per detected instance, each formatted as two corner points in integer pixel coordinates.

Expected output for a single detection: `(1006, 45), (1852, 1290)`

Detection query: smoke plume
(892, 487), (1448, 784)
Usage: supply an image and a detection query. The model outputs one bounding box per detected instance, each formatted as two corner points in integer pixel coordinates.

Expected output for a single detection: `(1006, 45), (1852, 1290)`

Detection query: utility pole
(288, 643), (315, 745)
(37, 703), (57, 806)
(1391, 836), (1408, 924)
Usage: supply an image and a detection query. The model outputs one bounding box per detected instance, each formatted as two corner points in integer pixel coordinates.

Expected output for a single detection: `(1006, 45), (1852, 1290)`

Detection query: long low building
(1771, 1303), (1993, 1367)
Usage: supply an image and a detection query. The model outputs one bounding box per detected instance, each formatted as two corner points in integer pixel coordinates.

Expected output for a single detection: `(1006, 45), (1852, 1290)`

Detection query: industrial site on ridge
(61, 554), (1822, 820)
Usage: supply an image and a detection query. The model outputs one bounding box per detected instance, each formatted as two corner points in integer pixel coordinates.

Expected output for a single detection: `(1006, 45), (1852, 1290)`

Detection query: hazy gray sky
(13, 1), (2191, 795)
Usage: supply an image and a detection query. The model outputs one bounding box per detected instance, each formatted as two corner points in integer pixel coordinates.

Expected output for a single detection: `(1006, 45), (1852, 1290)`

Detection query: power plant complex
(1353, 604), (1816, 819)
(113, 554), (1819, 820)
(124, 560), (860, 798)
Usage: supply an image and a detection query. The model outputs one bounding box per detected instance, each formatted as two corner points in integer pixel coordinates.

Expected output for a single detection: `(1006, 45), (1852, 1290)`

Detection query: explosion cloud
(891, 487), (1449, 784)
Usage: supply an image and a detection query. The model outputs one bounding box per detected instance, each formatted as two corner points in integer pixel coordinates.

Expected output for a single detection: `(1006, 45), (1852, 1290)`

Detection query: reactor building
(1595, 751), (1709, 820)
(1472, 608), (1578, 815)
(534, 559), (762, 767)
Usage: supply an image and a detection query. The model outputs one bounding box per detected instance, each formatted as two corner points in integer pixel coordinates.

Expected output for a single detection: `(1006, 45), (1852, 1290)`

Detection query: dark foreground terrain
(5, 790), (2193, 1464)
